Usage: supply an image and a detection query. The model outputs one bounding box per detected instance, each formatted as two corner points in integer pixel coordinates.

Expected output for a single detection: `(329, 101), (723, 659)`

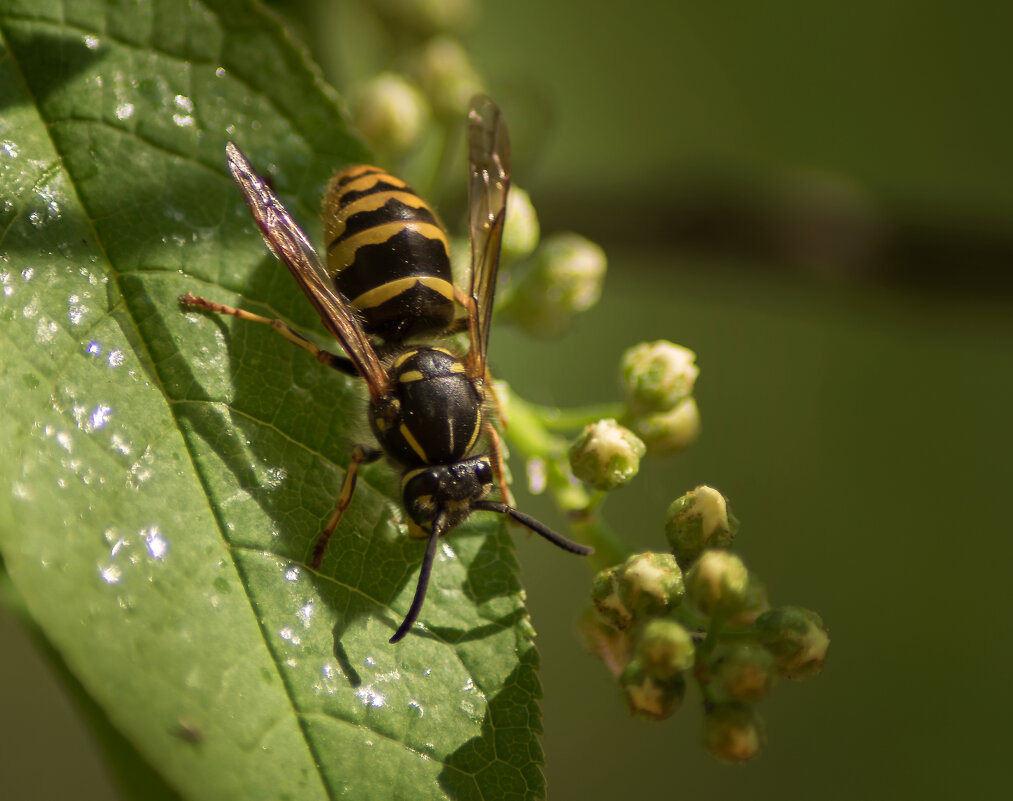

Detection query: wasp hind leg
(310, 445), (384, 569)
(181, 292), (358, 376)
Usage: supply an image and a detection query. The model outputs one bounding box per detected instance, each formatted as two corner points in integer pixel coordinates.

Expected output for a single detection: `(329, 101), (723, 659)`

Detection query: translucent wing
(465, 95), (511, 381)
(226, 143), (389, 398)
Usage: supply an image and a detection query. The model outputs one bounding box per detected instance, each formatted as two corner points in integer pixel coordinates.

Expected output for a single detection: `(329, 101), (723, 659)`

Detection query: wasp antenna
(390, 512), (447, 643)
(473, 500), (594, 556)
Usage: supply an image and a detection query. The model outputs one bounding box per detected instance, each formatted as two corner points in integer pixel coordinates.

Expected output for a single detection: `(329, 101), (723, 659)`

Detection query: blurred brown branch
(535, 173), (1013, 297)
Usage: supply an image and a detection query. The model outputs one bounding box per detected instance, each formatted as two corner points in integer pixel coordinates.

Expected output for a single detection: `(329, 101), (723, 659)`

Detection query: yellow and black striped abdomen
(323, 166), (456, 343)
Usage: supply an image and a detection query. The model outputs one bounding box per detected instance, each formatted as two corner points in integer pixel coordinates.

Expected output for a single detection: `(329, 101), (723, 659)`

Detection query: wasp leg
(310, 444), (384, 569)
(450, 282), (513, 502)
(181, 292), (358, 376)
(452, 284), (474, 312)
(484, 368), (508, 427)
(484, 421), (515, 508)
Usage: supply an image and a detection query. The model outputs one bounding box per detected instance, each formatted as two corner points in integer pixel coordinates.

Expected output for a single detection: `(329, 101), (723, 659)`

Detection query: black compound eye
(403, 469), (443, 524)
(406, 469), (441, 498)
(475, 460), (493, 486)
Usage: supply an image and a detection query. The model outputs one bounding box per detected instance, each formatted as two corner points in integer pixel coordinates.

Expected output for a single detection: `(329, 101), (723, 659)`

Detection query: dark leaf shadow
(0, 28), (106, 113)
(439, 660), (546, 801)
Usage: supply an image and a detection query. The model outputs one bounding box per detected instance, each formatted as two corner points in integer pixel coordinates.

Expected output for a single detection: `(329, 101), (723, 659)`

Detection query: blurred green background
(3, 0), (1012, 798)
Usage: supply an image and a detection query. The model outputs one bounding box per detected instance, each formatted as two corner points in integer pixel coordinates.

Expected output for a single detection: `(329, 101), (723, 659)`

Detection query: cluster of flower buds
(569, 419), (645, 492)
(322, 0), (828, 773)
(352, 73), (431, 156)
(371, 0), (477, 39)
(620, 340), (701, 455)
(347, 1), (485, 159)
(563, 341), (700, 498)
(583, 485), (829, 762)
(498, 232), (607, 337)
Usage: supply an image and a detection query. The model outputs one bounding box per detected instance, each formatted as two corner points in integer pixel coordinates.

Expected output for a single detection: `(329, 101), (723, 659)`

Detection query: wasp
(183, 96), (592, 643)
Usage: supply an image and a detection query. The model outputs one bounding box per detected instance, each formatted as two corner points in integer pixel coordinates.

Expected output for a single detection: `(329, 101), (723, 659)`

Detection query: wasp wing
(225, 143), (389, 398)
(465, 95), (511, 381)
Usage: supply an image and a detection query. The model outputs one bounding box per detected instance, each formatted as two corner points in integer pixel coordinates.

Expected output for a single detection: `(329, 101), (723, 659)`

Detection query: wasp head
(401, 457), (494, 533)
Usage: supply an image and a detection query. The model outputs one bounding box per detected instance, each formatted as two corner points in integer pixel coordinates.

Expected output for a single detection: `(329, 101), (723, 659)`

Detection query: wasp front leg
(181, 292), (358, 376)
(310, 445), (384, 569)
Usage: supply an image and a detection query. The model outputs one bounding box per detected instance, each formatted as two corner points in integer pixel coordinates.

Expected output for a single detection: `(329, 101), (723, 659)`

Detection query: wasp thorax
(369, 347), (483, 466)
(401, 457), (494, 529)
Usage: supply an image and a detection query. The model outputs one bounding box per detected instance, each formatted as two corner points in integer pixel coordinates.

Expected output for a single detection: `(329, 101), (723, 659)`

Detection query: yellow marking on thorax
(328, 222), (449, 272)
(399, 423), (430, 463)
(463, 405), (483, 454)
(350, 275), (455, 312)
(392, 349), (422, 370)
(398, 370), (425, 383)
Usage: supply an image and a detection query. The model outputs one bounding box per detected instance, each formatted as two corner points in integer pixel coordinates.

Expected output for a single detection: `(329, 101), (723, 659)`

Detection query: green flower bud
(631, 397), (701, 455)
(373, 0), (476, 36)
(620, 658), (687, 720)
(412, 37), (484, 116)
(754, 606), (829, 678)
(621, 552), (686, 622)
(685, 550), (767, 624)
(569, 419), (645, 491)
(577, 608), (632, 679)
(708, 645), (775, 702)
(352, 73), (430, 155)
(703, 702), (765, 763)
(500, 233), (606, 337)
(590, 565), (630, 630)
(501, 186), (540, 263)
(665, 485), (739, 567)
(591, 552), (685, 630)
(621, 340), (698, 414)
(731, 578), (768, 626)
(636, 618), (695, 680)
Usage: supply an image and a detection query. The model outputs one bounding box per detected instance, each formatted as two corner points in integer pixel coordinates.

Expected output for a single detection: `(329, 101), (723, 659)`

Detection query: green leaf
(0, 2), (544, 799)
